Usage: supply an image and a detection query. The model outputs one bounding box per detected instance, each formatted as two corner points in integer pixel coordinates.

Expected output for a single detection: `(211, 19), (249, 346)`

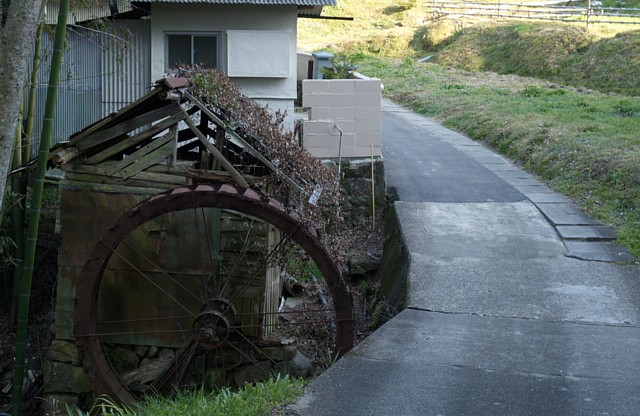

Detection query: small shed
(48, 74), (353, 405)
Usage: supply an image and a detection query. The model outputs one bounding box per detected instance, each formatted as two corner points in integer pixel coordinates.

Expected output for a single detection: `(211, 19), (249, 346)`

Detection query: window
(166, 33), (219, 71)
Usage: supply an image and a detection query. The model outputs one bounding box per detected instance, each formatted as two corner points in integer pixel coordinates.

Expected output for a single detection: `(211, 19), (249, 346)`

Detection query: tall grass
(69, 376), (305, 416)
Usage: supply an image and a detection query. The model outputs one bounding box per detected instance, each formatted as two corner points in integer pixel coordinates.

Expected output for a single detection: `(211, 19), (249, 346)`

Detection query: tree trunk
(0, 0), (44, 215)
(11, 0), (68, 413)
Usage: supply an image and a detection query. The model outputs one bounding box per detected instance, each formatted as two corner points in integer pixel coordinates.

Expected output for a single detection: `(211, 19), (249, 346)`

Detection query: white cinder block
(355, 80), (382, 94)
(302, 94), (333, 108)
(354, 145), (382, 157)
(302, 80), (329, 94)
(310, 107), (331, 120)
(303, 120), (332, 135)
(335, 133), (356, 149)
(356, 120), (381, 136)
(306, 147), (338, 158)
(330, 106), (356, 121)
(355, 133), (382, 147)
(355, 93), (381, 107)
(303, 135), (331, 148)
(356, 106), (381, 121)
(327, 79), (356, 94)
(327, 93), (356, 107)
(331, 121), (356, 135)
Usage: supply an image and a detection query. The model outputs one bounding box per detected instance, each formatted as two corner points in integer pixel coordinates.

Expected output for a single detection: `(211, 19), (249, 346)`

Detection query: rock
(106, 345), (140, 374)
(135, 345), (149, 358)
(42, 361), (91, 394)
(47, 340), (81, 365)
(261, 345), (297, 362)
(285, 350), (315, 378)
(349, 253), (381, 275)
(147, 346), (159, 358)
(233, 361), (272, 386)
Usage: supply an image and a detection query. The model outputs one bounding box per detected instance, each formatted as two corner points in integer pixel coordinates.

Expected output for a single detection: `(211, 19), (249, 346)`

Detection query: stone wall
(302, 79), (382, 159)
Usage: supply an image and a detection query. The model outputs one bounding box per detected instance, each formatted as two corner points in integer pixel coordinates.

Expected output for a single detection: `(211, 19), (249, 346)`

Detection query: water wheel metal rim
(74, 183), (354, 405)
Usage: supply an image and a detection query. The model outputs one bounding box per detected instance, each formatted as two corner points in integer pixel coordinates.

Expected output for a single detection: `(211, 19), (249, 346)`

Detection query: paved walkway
(292, 100), (640, 415)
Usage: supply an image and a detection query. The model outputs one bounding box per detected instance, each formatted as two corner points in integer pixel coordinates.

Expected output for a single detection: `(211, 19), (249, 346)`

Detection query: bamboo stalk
(11, 1), (69, 413)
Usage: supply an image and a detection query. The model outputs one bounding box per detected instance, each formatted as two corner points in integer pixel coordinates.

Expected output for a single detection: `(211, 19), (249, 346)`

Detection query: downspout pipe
(334, 124), (343, 180)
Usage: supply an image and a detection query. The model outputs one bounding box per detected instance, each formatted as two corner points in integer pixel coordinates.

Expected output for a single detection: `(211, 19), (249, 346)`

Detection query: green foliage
(286, 250), (321, 283)
(383, 0), (417, 14)
(68, 376), (304, 416)
(320, 53), (357, 79)
(522, 84), (543, 97)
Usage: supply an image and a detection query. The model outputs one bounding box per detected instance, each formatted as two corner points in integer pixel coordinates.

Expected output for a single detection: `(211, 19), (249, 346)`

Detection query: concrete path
(292, 100), (640, 415)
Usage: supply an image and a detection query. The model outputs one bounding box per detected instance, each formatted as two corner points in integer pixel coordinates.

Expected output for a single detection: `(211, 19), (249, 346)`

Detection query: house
(32, 0), (336, 152)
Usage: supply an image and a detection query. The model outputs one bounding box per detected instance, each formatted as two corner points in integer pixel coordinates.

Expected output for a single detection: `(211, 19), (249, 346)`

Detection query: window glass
(167, 35), (191, 69)
(167, 33), (218, 71)
(193, 36), (218, 68)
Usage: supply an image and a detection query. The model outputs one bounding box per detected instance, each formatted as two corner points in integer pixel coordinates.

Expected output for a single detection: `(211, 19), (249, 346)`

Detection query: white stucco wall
(150, 4), (298, 131)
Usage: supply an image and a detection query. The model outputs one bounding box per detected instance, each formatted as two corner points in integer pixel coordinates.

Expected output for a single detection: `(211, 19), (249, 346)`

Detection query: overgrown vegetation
(66, 376), (304, 416)
(299, 1), (640, 257)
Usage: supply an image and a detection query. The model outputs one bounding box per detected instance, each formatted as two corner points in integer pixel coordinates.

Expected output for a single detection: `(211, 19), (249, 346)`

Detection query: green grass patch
(356, 56), (640, 256)
(72, 376), (305, 416)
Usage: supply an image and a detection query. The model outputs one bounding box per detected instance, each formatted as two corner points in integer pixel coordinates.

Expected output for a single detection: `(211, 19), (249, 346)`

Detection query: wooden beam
(50, 146), (79, 166)
(84, 111), (186, 165)
(67, 87), (162, 144)
(76, 102), (182, 152)
(105, 132), (174, 176)
(120, 144), (173, 179)
(181, 109), (249, 188)
(65, 166), (187, 186)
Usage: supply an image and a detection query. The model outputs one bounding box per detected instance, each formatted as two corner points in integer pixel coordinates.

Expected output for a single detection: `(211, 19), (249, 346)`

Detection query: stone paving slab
(501, 178), (543, 186)
(514, 184), (555, 194)
(407, 254), (640, 324)
(557, 225), (617, 240)
(492, 170), (536, 180)
(395, 201), (564, 261)
(537, 203), (601, 225)
(526, 193), (572, 204)
(564, 240), (636, 264)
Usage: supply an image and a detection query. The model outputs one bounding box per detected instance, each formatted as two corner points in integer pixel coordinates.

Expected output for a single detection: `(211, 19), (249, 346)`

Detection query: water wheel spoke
(74, 184), (353, 406)
(104, 239), (202, 314)
(151, 339), (199, 394)
(226, 231), (294, 307)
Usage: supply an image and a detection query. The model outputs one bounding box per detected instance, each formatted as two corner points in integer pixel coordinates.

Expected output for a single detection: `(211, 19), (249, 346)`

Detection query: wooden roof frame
(50, 77), (294, 191)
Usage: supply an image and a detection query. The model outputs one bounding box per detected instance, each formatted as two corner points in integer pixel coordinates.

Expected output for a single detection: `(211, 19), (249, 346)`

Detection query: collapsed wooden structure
(49, 76), (353, 405)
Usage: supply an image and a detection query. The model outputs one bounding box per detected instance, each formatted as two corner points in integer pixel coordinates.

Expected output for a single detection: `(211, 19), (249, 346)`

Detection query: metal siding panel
(31, 29), (103, 156)
(101, 20), (151, 117)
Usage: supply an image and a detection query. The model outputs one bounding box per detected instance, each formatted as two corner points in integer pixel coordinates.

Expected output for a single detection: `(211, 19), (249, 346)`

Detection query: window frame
(164, 31), (221, 72)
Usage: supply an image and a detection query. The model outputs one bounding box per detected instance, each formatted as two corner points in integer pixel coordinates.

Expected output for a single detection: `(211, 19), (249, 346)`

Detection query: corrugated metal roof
(135, 0), (336, 5)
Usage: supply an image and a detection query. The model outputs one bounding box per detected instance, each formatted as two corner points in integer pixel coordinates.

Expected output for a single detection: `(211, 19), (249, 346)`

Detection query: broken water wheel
(74, 183), (354, 405)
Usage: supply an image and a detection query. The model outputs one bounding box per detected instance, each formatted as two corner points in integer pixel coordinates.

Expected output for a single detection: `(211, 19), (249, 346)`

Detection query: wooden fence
(428, 0), (640, 28)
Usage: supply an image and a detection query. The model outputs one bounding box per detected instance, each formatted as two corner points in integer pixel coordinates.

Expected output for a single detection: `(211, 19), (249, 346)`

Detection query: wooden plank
(62, 179), (169, 195)
(105, 132), (174, 176)
(181, 109), (249, 188)
(77, 102), (182, 152)
(68, 87), (162, 144)
(120, 143), (173, 179)
(50, 147), (79, 166)
(67, 165), (187, 186)
(85, 111), (186, 165)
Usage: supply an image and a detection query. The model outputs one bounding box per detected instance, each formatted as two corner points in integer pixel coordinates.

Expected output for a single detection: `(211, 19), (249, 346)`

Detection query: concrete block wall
(302, 79), (382, 159)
